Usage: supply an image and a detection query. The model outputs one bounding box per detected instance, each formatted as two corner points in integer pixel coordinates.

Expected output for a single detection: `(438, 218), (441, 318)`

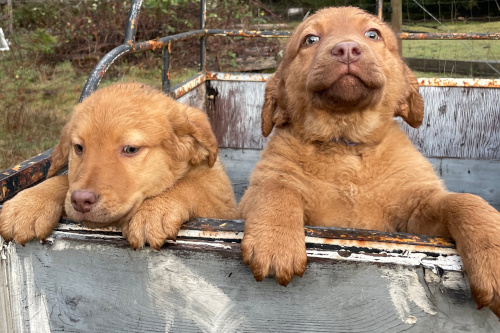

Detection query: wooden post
(391, 0), (403, 54)
(5, 0), (12, 34)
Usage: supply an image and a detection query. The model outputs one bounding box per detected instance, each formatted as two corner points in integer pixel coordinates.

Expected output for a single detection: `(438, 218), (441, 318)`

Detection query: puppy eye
(365, 29), (381, 40)
(74, 144), (84, 155)
(123, 146), (140, 155)
(304, 35), (320, 45)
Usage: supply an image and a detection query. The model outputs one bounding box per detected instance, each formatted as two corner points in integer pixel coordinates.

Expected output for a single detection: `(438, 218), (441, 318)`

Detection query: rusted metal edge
(123, 0), (143, 44)
(44, 218), (460, 270)
(206, 71), (271, 82)
(400, 32), (500, 40)
(206, 29), (292, 38)
(417, 77), (500, 88)
(50, 218), (455, 250)
(204, 71), (500, 88)
(0, 149), (52, 203)
(171, 73), (206, 99)
(80, 44), (134, 102)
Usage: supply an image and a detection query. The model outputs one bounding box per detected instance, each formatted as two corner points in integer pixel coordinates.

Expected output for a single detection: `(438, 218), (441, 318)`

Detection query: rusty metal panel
(400, 86), (500, 159)
(206, 80), (268, 149)
(175, 80), (207, 112)
(207, 77), (500, 159)
(0, 149), (52, 203)
(7, 229), (498, 332)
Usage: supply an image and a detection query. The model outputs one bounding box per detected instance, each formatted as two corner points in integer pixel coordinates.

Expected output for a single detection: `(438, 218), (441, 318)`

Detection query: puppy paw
(241, 227), (307, 286)
(0, 186), (64, 245)
(464, 248), (500, 318)
(121, 198), (188, 250)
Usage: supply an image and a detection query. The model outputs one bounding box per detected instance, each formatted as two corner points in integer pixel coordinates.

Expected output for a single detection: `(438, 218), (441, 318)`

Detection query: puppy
(239, 6), (500, 317)
(0, 83), (237, 249)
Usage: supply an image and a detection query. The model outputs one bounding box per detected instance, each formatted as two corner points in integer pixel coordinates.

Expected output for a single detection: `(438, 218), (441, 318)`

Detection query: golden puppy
(239, 7), (500, 317)
(0, 83), (237, 249)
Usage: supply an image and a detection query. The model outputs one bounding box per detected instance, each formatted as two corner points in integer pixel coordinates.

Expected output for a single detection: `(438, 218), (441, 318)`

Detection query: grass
(0, 44), (198, 170)
(1, 20), (499, 170)
(401, 21), (500, 62)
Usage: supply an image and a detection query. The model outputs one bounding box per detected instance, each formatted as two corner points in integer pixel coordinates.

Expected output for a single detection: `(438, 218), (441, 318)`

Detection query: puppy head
(49, 83), (218, 226)
(262, 6), (424, 139)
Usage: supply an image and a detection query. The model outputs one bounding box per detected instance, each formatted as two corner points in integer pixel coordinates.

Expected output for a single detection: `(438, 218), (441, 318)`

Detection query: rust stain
(127, 40), (136, 51)
(173, 74), (206, 98)
(418, 78), (500, 88)
(206, 72), (218, 80)
(399, 32), (500, 40)
(148, 39), (164, 51)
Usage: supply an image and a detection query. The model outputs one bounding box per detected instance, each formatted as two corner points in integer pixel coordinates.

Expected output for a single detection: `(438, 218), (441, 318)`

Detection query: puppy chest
(301, 166), (398, 230)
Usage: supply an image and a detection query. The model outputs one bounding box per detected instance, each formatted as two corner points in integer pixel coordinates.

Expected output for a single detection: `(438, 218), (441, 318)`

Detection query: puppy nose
(71, 190), (98, 213)
(332, 42), (363, 63)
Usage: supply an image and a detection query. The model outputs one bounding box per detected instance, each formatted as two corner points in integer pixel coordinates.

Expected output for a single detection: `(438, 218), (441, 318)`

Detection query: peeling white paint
(147, 254), (247, 332)
(6, 243), (51, 333)
(381, 266), (437, 323)
(307, 249), (463, 272)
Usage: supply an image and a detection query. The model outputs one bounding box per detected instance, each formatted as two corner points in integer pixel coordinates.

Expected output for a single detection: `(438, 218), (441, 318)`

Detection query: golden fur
(239, 7), (500, 317)
(0, 83), (237, 249)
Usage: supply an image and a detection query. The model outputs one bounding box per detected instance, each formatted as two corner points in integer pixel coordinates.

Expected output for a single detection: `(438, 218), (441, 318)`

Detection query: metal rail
(79, 0), (500, 101)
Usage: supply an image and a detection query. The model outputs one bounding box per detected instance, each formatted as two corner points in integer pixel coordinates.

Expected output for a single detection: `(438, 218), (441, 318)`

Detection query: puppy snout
(71, 190), (98, 213)
(332, 42), (363, 63)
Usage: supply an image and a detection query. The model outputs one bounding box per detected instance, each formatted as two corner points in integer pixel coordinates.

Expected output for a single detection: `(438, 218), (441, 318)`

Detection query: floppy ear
(47, 123), (71, 178)
(262, 73), (289, 137)
(172, 106), (219, 167)
(394, 63), (424, 128)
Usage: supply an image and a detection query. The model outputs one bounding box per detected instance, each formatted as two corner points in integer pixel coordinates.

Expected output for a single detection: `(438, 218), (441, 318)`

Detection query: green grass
(402, 40), (500, 62)
(401, 21), (500, 62)
(0, 44), (198, 170)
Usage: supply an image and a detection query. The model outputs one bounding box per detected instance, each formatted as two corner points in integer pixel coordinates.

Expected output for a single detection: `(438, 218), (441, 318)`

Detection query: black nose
(332, 41), (363, 64)
(71, 190), (98, 213)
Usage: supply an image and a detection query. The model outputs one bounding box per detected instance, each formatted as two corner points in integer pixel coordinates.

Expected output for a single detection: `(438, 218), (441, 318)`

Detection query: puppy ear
(262, 73), (289, 137)
(47, 123), (71, 178)
(172, 106), (219, 167)
(394, 63), (424, 128)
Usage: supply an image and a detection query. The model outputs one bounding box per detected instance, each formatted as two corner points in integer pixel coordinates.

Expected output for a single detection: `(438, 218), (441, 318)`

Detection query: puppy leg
(239, 181), (307, 286)
(0, 175), (68, 245)
(407, 192), (500, 318)
(122, 172), (237, 250)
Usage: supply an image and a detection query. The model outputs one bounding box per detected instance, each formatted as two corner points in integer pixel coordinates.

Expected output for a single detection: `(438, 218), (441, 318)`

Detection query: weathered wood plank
(429, 157), (500, 210)
(4, 230), (499, 332)
(401, 86), (500, 159)
(206, 80), (268, 149)
(208, 81), (500, 160)
(219, 148), (500, 209)
(0, 236), (14, 333)
(175, 82), (206, 111)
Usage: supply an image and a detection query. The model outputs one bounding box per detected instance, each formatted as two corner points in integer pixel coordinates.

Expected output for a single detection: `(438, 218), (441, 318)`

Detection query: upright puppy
(0, 83), (237, 249)
(239, 7), (500, 317)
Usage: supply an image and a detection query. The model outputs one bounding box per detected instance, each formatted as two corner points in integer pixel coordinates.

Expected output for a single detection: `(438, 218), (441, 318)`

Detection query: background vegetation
(1, 0), (499, 170)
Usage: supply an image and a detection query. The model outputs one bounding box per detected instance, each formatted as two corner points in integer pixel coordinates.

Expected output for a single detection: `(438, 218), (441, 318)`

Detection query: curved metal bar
(400, 32), (500, 40)
(206, 29), (292, 37)
(79, 44), (134, 102)
(200, 0), (207, 72)
(123, 0), (144, 43)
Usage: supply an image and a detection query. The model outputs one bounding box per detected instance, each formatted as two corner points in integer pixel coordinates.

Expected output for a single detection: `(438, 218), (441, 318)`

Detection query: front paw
(464, 249), (500, 318)
(0, 188), (64, 245)
(241, 224), (307, 286)
(121, 199), (188, 250)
